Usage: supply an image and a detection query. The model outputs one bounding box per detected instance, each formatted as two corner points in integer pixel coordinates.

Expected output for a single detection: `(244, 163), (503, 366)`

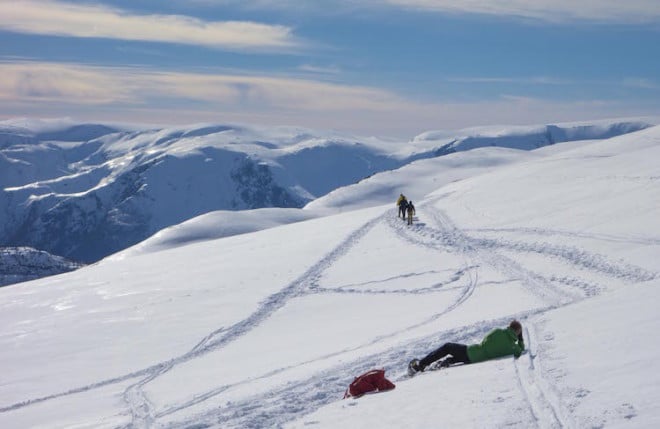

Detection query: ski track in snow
(392, 206), (575, 307)
(2, 204), (658, 428)
(0, 212), (385, 427)
(469, 226), (660, 247)
(163, 202), (657, 428)
(167, 318), (541, 429)
(515, 322), (572, 429)
(120, 212), (386, 428)
(158, 208), (483, 428)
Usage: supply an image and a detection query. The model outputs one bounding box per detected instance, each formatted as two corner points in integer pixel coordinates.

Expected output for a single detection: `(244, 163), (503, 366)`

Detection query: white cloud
(0, 61), (409, 111)
(446, 76), (577, 86)
(0, 62), (136, 104)
(182, 0), (360, 14)
(382, 0), (660, 23)
(298, 64), (343, 75)
(623, 78), (660, 90)
(0, 61), (657, 137)
(0, 0), (298, 50)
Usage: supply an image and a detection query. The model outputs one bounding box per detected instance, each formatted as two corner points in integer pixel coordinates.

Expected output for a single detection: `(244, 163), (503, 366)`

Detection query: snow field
(1, 125), (660, 428)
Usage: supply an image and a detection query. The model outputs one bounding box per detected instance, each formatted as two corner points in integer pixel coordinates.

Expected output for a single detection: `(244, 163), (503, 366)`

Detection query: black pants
(419, 342), (470, 368)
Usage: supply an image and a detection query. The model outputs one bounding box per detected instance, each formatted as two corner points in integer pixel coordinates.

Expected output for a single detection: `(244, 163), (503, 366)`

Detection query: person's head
(509, 320), (522, 336)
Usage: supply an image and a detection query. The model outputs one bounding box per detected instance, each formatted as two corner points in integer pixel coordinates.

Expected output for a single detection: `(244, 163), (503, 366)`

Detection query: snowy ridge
(1, 123), (660, 428)
(1, 117), (652, 268)
(411, 120), (651, 156)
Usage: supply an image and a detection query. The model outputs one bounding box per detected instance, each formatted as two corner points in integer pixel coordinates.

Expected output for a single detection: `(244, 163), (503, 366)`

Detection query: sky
(1, 124), (659, 428)
(1, 0), (659, 137)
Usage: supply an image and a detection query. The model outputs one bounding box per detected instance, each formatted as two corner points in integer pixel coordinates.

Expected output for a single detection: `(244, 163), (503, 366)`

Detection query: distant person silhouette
(396, 193), (408, 219)
(406, 200), (415, 225)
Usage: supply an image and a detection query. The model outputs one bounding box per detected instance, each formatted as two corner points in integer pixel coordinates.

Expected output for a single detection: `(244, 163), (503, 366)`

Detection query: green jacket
(466, 327), (525, 363)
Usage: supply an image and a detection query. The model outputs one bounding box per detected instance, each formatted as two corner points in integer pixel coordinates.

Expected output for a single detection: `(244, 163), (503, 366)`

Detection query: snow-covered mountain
(0, 247), (83, 287)
(1, 123), (659, 428)
(0, 118), (652, 267)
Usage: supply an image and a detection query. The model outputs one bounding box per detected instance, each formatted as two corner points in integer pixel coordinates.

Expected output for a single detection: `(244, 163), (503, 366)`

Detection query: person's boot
(408, 359), (424, 376)
(438, 357), (454, 369)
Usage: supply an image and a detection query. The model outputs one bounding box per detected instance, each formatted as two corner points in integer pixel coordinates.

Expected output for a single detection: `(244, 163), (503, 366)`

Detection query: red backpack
(343, 369), (396, 399)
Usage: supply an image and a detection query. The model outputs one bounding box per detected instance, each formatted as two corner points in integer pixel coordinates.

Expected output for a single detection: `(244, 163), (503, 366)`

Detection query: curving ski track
(2, 204), (657, 429)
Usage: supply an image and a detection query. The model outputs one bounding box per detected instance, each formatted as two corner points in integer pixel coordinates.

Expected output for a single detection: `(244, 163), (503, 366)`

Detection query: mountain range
(0, 117), (653, 285)
(1, 119), (659, 428)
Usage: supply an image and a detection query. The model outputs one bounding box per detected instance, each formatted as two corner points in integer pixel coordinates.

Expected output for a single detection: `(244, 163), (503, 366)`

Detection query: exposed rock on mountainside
(0, 247), (84, 287)
(0, 119), (652, 269)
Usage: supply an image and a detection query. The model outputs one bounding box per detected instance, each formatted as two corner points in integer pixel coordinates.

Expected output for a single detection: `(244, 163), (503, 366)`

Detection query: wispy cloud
(447, 76), (576, 85)
(381, 0), (660, 23)
(0, 60), (423, 135)
(298, 64), (343, 75)
(0, 0), (299, 50)
(183, 0), (660, 23)
(0, 62), (134, 104)
(0, 61), (656, 137)
(448, 76), (660, 91)
(182, 0), (362, 14)
(0, 61), (406, 111)
(623, 78), (660, 90)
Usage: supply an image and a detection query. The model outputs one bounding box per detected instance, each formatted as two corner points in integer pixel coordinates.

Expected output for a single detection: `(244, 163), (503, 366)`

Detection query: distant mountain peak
(0, 117), (654, 273)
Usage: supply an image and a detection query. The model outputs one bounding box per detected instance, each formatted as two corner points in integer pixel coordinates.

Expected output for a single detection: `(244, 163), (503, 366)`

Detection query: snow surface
(0, 117), (651, 264)
(1, 125), (660, 428)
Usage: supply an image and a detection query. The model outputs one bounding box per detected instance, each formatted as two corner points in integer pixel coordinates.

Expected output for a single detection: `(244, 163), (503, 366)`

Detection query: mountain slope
(0, 125), (659, 428)
(411, 119), (650, 156)
(0, 118), (651, 265)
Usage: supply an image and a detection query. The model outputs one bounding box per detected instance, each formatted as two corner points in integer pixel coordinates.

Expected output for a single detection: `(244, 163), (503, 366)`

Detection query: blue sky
(1, 0), (659, 137)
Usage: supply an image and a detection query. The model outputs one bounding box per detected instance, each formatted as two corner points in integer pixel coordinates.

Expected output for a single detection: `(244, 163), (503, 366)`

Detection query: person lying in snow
(408, 320), (525, 375)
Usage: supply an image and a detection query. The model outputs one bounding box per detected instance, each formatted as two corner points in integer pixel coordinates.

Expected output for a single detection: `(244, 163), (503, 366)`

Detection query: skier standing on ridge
(396, 193), (408, 219)
(408, 320), (525, 376)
